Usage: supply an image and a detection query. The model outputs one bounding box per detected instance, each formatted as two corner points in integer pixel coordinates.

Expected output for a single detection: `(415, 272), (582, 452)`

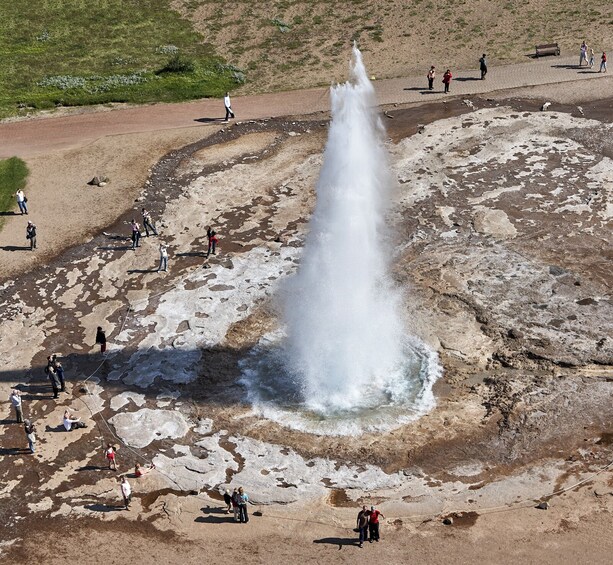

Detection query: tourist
(120, 476), (132, 509)
(24, 419), (36, 453)
(589, 48), (595, 69)
(134, 462), (155, 477)
(95, 326), (107, 354)
(356, 505), (370, 548)
(223, 489), (232, 513)
(599, 52), (607, 73)
(479, 53), (487, 79)
(15, 189), (28, 215)
(26, 221), (37, 250)
(63, 410), (84, 431)
(427, 66), (435, 90)
(9, 389), (23, 423)
(580, 41), (588, 66)
(54, 359), (66, 392)
(442, 69), (452, 94)
(106, 443), (118, 470)
(158, 243), (168, 272)
(231, 488), (240, 521)
(237, 486), (249, 523)
(206, 227), (218, 256)
(224, 92), (235, 121)
(368, 505), (385, 542)
(141, 208), (158, 237)
(47, 366), (61, 399)
(130, 219), (141, 250)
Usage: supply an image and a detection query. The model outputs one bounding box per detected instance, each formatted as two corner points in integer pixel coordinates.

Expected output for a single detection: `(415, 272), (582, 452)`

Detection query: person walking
(95, 326), (107, 354)
(106, 443), (118, 470)
(158, 243), (168, 272)
(15, 189), (28, 215)
(130, 219), (141, 250)
(427, 66), (436, 90)
(47, 366), (61, 399)
(442, 69), (452, 93)
(24, 420), (36, 453)
(223, 489), (232, 513)
(479, 54), (488, 79)
(9, 389), (23, 423)
(588, 48), (595, 69)
(120, 476), (132, 509)
(26, 221), (37, 250)
(356, 505), (370, 548)
(580, 41), (588, 66)
(224, 92), (235, 121)
(368, 506), (385, 542)
(206, 227), (218, 256)
(237, 487), (249, 523)
(231, 488), (240, 521)
(599, 51), (607, 72)
(142, 208), (158, 237)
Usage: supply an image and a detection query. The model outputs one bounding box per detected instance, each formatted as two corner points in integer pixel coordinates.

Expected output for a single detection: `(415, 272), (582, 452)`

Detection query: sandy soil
(1, 76), (612, 564)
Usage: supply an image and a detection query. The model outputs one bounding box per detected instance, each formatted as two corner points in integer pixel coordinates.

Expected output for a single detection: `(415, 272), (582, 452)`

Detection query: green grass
(0, 158), (29, 225)
(0, 0), (243, 118)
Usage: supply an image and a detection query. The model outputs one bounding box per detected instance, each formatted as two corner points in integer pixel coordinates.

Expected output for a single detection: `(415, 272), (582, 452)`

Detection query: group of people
(580, 41), (607, 72)
(223, 487), (250, 523)
(356, 505), (385, 547)
(426, 54), (486, 93)
(44, 353), (66, 398)
(9, 389), (37, 453)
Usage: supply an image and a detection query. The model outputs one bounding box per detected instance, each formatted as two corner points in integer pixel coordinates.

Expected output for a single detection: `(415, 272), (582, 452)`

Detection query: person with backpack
(24, 419), (36, 453)
(231, 488), (240, 521)
(26, 221), (37, 250)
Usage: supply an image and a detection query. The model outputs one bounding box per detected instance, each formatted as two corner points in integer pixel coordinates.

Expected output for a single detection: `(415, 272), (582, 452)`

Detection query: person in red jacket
(442, 69), (452, 93)
(368, 505), (385, 542)
(599, 52), (607, 73)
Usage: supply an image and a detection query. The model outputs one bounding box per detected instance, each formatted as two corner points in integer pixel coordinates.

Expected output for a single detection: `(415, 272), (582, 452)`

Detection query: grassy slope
(173, 0), (613, 94)
(0, 158), (29, 227)
(0, 0), (241, 118)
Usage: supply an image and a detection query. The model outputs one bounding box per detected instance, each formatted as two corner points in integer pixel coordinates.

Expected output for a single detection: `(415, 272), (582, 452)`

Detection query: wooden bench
(535, 43), (560, 57)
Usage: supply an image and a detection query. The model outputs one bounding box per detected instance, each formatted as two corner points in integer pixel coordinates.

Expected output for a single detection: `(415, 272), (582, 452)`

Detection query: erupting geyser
(241, 46), (441, 435)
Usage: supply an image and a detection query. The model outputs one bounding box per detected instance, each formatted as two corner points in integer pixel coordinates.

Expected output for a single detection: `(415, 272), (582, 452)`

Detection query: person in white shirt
(15, 190), (28, 214)
(158, 243), (168, 272)
(63, 410), (82, 431)
(9, 389), (23, 423)
(120, 476), (132, 508)
(224, 92), (235, 121)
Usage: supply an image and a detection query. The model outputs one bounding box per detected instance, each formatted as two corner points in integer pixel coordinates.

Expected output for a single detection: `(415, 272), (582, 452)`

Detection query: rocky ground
(1, 88), (612, 564)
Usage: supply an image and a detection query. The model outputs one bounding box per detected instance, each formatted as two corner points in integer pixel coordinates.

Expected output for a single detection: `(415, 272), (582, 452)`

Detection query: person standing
(442, 69), (452, 93)
(224, 92), (235, 121)
(142, 208), (158, 237)
(130, 219), (141, 250)
(106, 443), (118, 471)
(158, 243), (168, 272)
(26, 221), (37, 250)
(24, 420), (36, 453)
(600, 51), (608, 72)
(479, 54), (488, 79)
(356, 505), (370, 548)
(120, 476), (132, 509)
(237, 487), (249, 523)
(47, 366), (61, 399)
(580, 41), (588, 66)
(223, 489), (232, 513)
(54, 359), (66, 392)
(9, 389), (23, 423)
(15, 189), (28, 215)
(206, 227), (218, 256)
(427, 66), (436, 90)
(231, 488), (240, 522)
(95, 326), (107, 354)
(368, 506), (385, 542)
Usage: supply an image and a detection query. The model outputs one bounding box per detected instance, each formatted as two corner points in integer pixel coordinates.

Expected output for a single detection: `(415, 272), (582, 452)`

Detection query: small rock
(549, 265), (567, 277)
(536, 501), (549, 510)
(443, 517), (453, 525)
(508, 328), (524, 339)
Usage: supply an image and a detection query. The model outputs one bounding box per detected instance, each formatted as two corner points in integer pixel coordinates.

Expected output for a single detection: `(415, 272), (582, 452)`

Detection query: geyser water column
(284, 46), (405, 414)
(240, 47), (441, 435)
